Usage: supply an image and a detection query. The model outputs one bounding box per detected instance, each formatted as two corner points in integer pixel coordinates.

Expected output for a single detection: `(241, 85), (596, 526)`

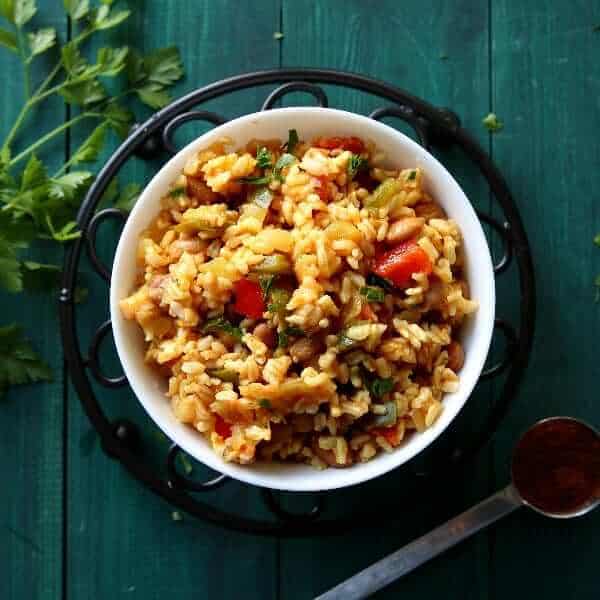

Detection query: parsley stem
(8, 113), (95, 167)
(35, 61), (63, 97)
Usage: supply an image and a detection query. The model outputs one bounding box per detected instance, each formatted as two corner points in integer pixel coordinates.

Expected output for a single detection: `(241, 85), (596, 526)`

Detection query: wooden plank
(0, 5), (66, 600)
(65, 2), (281, 599)
(279, 1), (494, 598)
(490, 1), (600, 598)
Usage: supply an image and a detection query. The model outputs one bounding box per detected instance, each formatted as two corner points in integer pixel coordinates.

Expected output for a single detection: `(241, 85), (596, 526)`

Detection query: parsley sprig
(0, 0), (185, 397)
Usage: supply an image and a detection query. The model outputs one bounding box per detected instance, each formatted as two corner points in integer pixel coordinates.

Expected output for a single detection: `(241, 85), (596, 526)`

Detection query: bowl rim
(110, 106), (496, 492)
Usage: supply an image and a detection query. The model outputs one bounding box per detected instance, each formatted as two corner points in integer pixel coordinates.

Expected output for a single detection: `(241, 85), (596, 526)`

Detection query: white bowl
(110, 107), (495, 492)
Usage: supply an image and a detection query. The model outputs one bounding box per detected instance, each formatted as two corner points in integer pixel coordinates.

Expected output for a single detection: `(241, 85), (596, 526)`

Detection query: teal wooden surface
(1, 1), (599, 599)
(0, 4), (66, 599)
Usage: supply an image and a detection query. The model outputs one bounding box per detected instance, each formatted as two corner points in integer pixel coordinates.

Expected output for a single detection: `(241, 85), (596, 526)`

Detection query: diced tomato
(373, 240), (432, 288)
(233, 278), (265, 319)
(314, 175), (330, 201)
(314, 136), (365, 154)
(371, 425), (402, 447)
(359, 302), (377, 321)
(214, 414), (232, 439)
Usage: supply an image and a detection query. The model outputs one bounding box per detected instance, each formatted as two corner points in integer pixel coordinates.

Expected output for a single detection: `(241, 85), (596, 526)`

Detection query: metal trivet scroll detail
(59, 69), (535, 536)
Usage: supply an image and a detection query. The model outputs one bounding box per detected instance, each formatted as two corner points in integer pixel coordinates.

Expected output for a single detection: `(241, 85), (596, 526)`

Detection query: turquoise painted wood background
(1, 1), (599, 598)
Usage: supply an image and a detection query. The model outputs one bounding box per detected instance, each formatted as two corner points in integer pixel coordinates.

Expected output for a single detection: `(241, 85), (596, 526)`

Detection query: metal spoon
(316, 417), (600, 600)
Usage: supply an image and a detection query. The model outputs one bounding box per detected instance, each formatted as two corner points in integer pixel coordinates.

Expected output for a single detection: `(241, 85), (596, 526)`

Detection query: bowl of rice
(110, 107), (495, 491)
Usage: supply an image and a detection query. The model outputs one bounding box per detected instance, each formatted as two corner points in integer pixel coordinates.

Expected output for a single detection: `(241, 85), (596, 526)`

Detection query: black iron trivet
(59, 69), (535, 536)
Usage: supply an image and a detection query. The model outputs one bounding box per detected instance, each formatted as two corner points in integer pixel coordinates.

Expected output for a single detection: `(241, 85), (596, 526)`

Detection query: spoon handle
(315, 484), (522, 600)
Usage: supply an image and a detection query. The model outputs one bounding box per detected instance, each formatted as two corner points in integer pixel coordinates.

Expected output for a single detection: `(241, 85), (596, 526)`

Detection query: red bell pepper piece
(214, 414), (232, 439)
(233, 278), (265, 319)
(313, 136), (365, 154)
(371, 425), (402, 447)
(373, 240), (432, 288)
(314, 175), (330, 201)
(359, 302), (377, 321)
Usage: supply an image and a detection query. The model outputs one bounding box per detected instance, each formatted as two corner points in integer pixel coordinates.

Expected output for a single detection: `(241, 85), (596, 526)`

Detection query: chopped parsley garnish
(256, 146), (273, 169)
(259, 399), (272, 410)
(360, 285), (385, 303)
(347, 154), (369, 179)
(201, 316), (243, 340)
(482, 112), (503, 133)
(277, 326), (304, 348)
(363, 373), (394, 399)
(267, 287), (291, 314)
(238, 175), (272, 185)
(407, 169), (417, 181)
(259, 275), (276, 299)
(169, 186), (186, 197)
(366, 272), (394, 291)
(272, 153), (297, 181)
(284, 129), (299, 154)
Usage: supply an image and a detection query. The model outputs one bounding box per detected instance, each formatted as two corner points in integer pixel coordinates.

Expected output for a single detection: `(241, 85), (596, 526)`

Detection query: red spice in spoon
(511, 418), (600, 515)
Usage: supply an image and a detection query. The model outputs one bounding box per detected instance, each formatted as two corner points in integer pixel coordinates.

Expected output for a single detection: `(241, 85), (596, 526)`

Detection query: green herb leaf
(366, 272), (394, 291)
(593, 233), (600, 247)
(49, 171), (93, 202)
(365, 376), (394, 399)
(91, 5), (130, 30)
(0, 27), (18, 52)
(256, 146), (272, 169)
(0, 0), (15, 22)
(0, 236), (22, 292)
(360, 285), (385, 303)
(46, 217), (80, 242)
(407, 169), (416, 181)
(143, 46), (184, 86)
(259, 274), (276, 299)
(63, 0), (89, 20)
(347, 154), (368, 179)
(0, 323), (52, 399)
(285, 129), (299, 154)
(259, 399), (272, 409)
(267, 287), (291, 314)
(27, 27), (56, 60)
(168, 186), (186, 198)
(69, 122), (108, 165)
(202, 316), (243, 341)
(103, 102), (133, 138)
(21, 154), (47, 190)
(14, 0), (36, 27)
(95, 46), (129, 77)
(272, 152), (296, 181)
(60, 78), (107, 106)
(277, 326), (304, 348)
(238, 175), (271, 185)
(482, 112), (503, 133)
(114, 182), (141, 212)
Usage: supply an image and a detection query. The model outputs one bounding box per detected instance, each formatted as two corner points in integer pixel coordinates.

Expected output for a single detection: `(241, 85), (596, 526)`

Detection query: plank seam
(62, 13), (72, 600)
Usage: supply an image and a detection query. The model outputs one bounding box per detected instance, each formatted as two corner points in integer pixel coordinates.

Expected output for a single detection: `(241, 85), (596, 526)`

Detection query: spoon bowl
(511, 416), (600, 519)
(317, 416), (600, 600)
